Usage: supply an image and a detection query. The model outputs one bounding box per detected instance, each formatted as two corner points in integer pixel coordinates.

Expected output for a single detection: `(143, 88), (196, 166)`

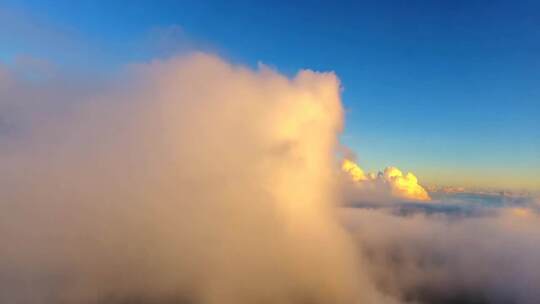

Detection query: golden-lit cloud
(342, 159), (367, 181)
(0, 53), (392, 304)
(341, 159), (431, 201)
(383, 166), (431, 201)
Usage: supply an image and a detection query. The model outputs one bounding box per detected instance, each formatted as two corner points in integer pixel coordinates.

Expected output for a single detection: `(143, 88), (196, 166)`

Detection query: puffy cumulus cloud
(341, 159), (431, 202)
(0, 53), (395, 304)
(342, 158), (367, 181)
(383, 167), (431, 201)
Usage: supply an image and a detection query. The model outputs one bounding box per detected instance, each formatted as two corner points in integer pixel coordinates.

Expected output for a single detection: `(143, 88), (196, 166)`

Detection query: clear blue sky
(1, 0), (539, 190)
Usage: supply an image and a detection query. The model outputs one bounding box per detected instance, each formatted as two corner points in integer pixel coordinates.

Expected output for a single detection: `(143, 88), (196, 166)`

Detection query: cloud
(338, 158), (540, 303)
(2, 49), (539, 304)
(0, 53), (397, 304)
(340, 206), (540, 304)
(382, 167), (431, 201)
(341, 159), (431, 202)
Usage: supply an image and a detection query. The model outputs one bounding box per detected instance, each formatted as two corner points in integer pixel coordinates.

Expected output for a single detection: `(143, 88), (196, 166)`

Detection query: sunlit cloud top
(342, 159), (431, 201)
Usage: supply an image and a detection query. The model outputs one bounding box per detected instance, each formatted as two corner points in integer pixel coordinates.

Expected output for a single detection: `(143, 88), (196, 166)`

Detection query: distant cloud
(341, 159), (431, 202)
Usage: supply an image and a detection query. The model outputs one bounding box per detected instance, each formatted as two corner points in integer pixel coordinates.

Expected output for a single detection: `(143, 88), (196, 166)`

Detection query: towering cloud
(0, 53), (393, 304)
(341, 159), (431, 202)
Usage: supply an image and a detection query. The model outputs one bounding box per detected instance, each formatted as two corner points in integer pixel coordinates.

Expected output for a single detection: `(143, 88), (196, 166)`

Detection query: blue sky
(1, 0), (539, 190)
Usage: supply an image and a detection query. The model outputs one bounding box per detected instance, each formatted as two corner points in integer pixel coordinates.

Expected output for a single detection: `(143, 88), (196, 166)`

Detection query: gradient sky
(1, 0), (539, 191)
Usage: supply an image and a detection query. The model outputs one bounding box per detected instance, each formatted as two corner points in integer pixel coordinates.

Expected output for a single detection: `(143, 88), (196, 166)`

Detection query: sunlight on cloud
(0, 53), (395, 304)
(341, 159), (431, 201)
(342, 158), (367, 181)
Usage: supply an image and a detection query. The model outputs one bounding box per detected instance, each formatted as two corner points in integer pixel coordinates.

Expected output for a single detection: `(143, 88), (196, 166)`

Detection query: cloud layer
(341, 205), (540, 304)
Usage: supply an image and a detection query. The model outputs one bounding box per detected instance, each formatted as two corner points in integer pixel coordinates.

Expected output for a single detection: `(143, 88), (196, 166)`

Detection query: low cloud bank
(341, 204), (540, 304)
